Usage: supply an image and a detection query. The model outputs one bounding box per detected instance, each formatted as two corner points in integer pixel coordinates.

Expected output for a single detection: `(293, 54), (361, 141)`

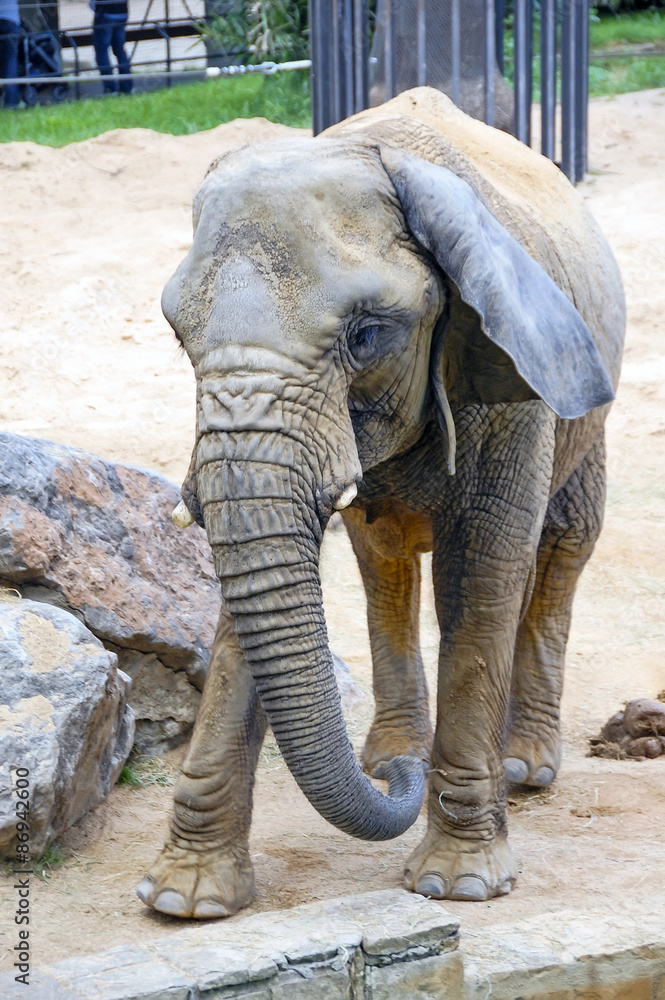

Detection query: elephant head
(162, 136), (613, 842)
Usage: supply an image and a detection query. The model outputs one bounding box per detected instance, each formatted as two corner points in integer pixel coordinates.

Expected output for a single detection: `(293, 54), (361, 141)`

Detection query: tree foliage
(202, 0), (309, 63)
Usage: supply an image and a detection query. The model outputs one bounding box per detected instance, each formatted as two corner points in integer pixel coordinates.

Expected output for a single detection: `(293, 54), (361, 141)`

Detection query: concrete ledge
(1, 891), (664, 999)
(463, 901), (665, 1000)
(0, 889), (461, 999)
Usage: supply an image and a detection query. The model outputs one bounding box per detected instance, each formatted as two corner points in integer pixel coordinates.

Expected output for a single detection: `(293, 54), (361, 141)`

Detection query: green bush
(201, 0), (309, 63)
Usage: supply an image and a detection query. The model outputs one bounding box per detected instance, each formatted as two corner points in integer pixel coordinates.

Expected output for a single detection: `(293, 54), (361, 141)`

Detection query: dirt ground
(1, 91), (664, 968)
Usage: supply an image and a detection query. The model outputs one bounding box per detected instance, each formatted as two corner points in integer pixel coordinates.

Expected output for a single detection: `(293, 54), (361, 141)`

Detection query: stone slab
(462, 898), (665, 999)
(12, 890), (665, 1000)
(25, 890), (459, 999)
(369, 951), (464, 1000)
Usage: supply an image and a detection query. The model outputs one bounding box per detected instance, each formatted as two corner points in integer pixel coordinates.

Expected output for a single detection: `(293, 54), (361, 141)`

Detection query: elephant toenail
(193, 900), (231, 919)
(450, 875), (488, 901)
(153, 890), (189, 916)
(416, 873), (446, 898)
(531, 766), (555, 787)
(497, 879), (513, 896)
(504, 757), (529, 784)
(135, 878), (156, 905)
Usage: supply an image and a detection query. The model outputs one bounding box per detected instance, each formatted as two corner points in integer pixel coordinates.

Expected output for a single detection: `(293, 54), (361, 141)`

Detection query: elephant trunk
(197, 447), (425, 840)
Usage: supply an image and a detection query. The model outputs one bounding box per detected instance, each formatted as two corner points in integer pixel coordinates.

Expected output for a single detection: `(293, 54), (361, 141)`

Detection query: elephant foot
(503, 726), (561, 789)
(361, 715), (432, 777)
(404, 830), (517, 902)
(136, 840), (254, 919)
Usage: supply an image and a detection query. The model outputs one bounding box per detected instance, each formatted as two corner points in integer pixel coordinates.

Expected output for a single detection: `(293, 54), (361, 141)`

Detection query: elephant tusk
(333, 483), (357, 511)
(172, 500), (196, 529)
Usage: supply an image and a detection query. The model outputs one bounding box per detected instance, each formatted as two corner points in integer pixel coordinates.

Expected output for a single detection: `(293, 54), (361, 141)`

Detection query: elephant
(136, 87), (625, 917)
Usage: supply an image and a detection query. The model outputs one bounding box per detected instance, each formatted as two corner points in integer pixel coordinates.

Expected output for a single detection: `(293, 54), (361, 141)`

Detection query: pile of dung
(589, 697), (665, 760)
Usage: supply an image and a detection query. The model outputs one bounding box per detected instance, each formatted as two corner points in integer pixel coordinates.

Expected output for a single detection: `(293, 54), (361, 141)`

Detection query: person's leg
(0, 19), (20, 108)
(110, 18), (132, 93)
(93, 19), (117, 93)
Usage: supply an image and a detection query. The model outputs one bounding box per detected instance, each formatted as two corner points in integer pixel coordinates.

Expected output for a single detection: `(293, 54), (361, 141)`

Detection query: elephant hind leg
(505, 435), (607, 789)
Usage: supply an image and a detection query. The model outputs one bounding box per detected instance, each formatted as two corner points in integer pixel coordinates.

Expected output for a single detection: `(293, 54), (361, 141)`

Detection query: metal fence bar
(340, 0), (355, 118)
(383, 0), (395, 100)
(0, 61), (311, 89)
(561, 0), (576, 181)
(494, 0), (505, 76)
(513, 0), (532, 145)
(330, 0), (341, 125)
(416, 0), (426, 88)
(164, 0), (171, 84)
(575, 0), (589, 181)
(484, 0), (495, 128)
(540, 0), (556, 161)
(451, 0), (460, 107)
(310, 0), (331, 134)
(352, 0), (368, 113)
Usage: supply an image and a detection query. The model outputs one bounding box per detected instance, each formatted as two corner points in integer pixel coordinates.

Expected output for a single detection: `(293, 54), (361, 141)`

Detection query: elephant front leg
(505, 436), (606, 788)
(405, 402), (555, 901)
(343, 503), (433, 776)
(137, 609), (267, 919)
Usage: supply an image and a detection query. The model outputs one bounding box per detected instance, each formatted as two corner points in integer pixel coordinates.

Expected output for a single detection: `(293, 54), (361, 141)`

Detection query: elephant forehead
(195, 140), (413, 279)
(168, 142), (433, 343)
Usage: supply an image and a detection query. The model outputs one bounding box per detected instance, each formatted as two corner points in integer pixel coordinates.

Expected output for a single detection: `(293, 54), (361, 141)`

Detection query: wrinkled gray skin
(137, 94), (624, 918)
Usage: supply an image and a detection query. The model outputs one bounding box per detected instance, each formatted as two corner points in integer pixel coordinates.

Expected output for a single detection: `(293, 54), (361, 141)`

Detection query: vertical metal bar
(561, 0), (576, 181)
(451, 0), (460, 107)
(495, 0), (505, 76)
(416, 0), (426, 88)
(540, 0), (556, 161)
(352, 0), (369, 113)
(330, 0), (341, 123)
(341, 0), (354, 118)
(165, 0), (171, 86)
(310, 0), (333, 134)
(513, 0), (531, 145)
(484, 0), (495, 127)
(309, 0), (321, 133)
(575, 0), (589, 181)
(384, 0), (395, 100)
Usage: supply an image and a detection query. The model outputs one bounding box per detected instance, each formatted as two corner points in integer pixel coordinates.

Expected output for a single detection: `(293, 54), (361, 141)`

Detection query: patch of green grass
(34, 842), (68, 882)
(590, 8), (665, 51)
(588, 7), (665, 93)
(0, 70), (310, 147)
(1, 842), (69, 880)
(118, 755), (178, 788)
(589, 53), (665, 94)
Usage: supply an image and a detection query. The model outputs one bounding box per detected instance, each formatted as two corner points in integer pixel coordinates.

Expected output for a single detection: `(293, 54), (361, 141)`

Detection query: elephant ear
(380, 147), (615, 436)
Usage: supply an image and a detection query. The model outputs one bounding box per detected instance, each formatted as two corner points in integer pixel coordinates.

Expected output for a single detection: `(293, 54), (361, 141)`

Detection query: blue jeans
(0, 18), (20, 108)
(93, 12), (132, 94)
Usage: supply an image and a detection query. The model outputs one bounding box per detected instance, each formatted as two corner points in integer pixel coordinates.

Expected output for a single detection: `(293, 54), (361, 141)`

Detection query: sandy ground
(1, 91), (665, 967)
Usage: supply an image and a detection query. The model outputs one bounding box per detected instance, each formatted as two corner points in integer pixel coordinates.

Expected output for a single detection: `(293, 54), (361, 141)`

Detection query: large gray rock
(0, 433), (220, 688)
(114, 647), (202, 756)
(0, 433), (218, 751)
(0, 596), (134, 858)
(0, 434), (365, 755)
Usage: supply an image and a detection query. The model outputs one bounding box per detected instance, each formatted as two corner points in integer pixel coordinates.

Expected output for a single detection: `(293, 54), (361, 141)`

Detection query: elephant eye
(348, 321), (382, 361)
